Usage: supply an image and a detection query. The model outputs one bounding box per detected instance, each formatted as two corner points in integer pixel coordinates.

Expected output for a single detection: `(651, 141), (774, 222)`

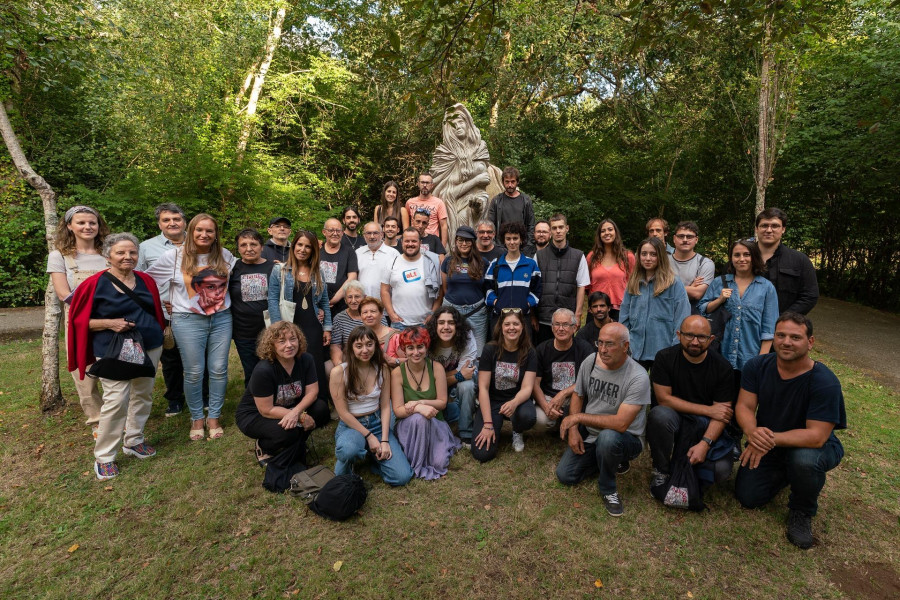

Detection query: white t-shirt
(144, 248), (236, 315)
(382, 255), (430, 324)
(356, 243), (399, 298)
(576, 255), (591, 287)
(46, 250), (108, 294)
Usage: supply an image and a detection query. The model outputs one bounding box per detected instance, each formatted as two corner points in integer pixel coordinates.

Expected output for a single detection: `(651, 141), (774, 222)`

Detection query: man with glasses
(556, 323), (650, 517)
(321, 217), (359, 315)
(647, 315), (737, 496)
(532, 220), (551, 255)
(533, 309), (595, 432)
(755, 208), (819, 315)
(405, 172), (449, 247)
(261, 216), (292, 263)
(475, 219), (503, 264)
(356, 221), (398, 298)
(669, 221), (715, 314)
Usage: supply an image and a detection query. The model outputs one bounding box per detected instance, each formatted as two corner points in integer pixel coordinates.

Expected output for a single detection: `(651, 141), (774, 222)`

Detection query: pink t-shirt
(405, 196), (448, 237)
(586, 251), (635, 309)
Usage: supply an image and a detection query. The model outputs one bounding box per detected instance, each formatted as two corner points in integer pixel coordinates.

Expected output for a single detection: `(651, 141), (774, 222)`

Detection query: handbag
(263, 265), (296, 327)
(650, 416), (707, 512)
(289, 465), (336, 503)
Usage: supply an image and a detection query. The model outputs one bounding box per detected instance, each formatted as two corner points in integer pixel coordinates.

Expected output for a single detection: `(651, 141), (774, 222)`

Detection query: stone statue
(431, 104), (504, 240)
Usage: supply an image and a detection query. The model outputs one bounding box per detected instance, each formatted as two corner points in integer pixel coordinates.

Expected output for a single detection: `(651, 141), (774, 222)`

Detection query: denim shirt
(267, 263), (332, 331)
(699, 274), (778, 370)
(620, 278), (690, 361)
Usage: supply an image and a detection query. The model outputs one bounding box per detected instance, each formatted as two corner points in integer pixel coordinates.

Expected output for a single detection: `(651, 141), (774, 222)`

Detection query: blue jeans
(443, 379), (476, 441)
(734, 438), (844, 516)
(444, 300), (488, 357)
(334, 413), (412, 486)
(172, 310), (232, 421)
(233, 337), (260, 386)
(556, 429), (643, 495)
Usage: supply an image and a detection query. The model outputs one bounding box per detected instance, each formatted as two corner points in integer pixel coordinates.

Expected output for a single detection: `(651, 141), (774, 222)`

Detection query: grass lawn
(0, 338), (897, 599)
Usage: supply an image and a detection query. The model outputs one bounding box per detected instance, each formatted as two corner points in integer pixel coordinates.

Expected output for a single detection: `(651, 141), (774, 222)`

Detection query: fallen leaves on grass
(594, 578), (603, 588)
(68, 544), (79, 553)
(332, 561), (343, 572)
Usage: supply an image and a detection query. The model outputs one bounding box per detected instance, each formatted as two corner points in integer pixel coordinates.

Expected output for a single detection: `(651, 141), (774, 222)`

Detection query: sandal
(189, 419), (205, 441)
(206, 418), (224, 440)
(255, 441), (272, 468)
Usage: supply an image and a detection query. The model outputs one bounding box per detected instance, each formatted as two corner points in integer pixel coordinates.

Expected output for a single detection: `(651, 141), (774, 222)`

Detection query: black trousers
(236, 398), (330, 455)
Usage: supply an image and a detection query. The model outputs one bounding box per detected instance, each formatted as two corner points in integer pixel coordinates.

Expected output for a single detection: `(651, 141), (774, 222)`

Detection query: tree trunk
(236, 6), (287, 161)
(0, 100), (64, 413)
(755, 16), (772, 216)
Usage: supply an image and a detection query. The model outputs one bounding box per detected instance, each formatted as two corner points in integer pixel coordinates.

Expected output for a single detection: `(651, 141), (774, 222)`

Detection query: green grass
(0, 339), (897, 599)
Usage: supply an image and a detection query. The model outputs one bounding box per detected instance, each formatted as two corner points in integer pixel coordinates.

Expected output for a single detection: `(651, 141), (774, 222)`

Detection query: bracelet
(483, 425), (494, 430)
(381, 440), (389, 444)
(365, 432), (375, 440)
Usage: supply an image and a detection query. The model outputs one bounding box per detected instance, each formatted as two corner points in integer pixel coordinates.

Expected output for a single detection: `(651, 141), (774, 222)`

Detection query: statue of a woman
(431, 104), (503, 240)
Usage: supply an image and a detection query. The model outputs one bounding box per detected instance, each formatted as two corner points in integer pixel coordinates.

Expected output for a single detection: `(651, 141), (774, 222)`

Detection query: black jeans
(235, 398), (330, 455)
(647, 406), (734, 484)
(471, 400), (537, 463)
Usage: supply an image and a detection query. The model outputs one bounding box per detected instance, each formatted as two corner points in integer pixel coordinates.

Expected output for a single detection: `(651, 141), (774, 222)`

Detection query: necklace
(407, 361), (427, 391)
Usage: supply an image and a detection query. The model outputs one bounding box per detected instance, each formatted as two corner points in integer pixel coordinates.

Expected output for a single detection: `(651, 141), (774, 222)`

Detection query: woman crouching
(391, 326), (461, 480)
(235, 322), (330, 474)
(330, 326), (412, 486)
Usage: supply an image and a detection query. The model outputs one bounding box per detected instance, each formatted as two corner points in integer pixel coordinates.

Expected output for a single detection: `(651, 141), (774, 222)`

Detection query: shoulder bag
(263, 265), (296, 327)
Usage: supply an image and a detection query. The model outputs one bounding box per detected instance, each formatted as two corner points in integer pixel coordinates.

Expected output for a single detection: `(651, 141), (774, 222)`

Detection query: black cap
(455, 225), (477, 240)
(269, 217), (291, 227)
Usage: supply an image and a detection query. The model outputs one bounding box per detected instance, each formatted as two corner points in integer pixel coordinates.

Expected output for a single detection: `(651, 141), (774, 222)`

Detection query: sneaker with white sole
(122, 443), (157, 459)
(94, 461), (119, 481)
(602, 491), (624, 517)
(511, 432), (525, 452)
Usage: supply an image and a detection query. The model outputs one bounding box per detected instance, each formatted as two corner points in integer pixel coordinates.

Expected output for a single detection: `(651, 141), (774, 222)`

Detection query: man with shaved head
(556, 322), (651, 517)
(647, 315), (737, 497)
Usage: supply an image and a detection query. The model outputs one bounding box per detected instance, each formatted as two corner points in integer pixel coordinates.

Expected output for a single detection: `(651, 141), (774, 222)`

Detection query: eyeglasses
(597, 340), (620, 349)
(500, 307), (522, 315)
(679, 332), (712, 343)
(323, 228), (342, 234)
(757, 224), (782, 230)
(364, 231), (381, 236)
(456, 238), (473, 243)
(477, 230), (493, 235)
(675, 234), (696, 240)
(552, 322), (574, 329)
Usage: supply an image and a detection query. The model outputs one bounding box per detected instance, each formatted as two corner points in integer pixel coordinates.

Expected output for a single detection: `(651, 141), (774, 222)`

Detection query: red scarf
(67, 270), (165, 379)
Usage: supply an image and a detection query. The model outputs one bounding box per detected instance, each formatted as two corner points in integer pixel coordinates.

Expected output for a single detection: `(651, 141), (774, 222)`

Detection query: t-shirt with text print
(574, 354), (650, 442)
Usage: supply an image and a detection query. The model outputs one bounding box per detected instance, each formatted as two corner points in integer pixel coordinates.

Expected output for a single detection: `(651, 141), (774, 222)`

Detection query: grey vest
(536, 244), (583, 323)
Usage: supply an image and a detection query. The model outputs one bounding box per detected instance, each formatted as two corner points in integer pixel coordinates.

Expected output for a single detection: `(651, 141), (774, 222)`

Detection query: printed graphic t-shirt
(478, 343), (537, 405)
(236, 352), (318, 420)
(229, 260), (274, 339)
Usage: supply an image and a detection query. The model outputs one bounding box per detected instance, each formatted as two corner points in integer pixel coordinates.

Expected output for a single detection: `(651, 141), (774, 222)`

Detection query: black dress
(292, 281), (331, 401)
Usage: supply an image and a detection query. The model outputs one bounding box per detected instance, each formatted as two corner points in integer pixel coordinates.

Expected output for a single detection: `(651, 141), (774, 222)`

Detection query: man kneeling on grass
(734, 313), (846, 549)
(555, 323), (650, 517)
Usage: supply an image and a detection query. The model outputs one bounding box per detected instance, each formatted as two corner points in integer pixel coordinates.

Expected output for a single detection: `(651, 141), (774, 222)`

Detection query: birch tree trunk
(755, 16), (773, 216)
(236, 6), (287, 161)
(0, 100), (64, 413)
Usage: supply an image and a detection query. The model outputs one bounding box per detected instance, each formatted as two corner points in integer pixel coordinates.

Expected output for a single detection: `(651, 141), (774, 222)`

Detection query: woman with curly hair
(426, 306), (478, 447)
(330, 326), (412, 486)
(47, 205), (111, 437)
(586, 219), (635, 322)
(146, 213), (235, 441)
(619, 237), (690, 369)
(391, 326), (461, 479)
(236, 322), (330, 470)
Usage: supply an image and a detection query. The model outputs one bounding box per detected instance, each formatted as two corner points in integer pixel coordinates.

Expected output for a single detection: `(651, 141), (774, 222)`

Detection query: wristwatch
(702, 437), (714, 446)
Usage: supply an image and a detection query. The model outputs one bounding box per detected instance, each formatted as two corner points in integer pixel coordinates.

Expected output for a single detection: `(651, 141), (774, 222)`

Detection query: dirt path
(2, 298), (898, 389)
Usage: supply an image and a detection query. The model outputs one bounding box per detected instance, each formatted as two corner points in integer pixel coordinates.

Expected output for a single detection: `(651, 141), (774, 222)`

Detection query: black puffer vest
(536, 243), (583, 323)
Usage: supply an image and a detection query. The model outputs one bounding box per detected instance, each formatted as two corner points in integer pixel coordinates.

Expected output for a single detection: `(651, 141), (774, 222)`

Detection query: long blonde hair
(626, 237), (675, 297)
(182, 214), (230, 276)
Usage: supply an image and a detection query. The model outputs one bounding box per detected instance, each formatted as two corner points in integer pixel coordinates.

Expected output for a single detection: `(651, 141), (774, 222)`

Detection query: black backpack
(309, 474), (368, 521)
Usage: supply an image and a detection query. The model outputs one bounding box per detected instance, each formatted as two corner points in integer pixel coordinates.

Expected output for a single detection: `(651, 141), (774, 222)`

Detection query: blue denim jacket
(699, 274), (778, 370)
(267, 263), (332, 331)
(620, 278), (690, 361)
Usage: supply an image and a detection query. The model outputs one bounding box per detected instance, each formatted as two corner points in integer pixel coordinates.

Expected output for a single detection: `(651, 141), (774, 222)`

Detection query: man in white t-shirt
(669, 221), (715, 313)
(356, 222), (398, 298)
(381, 228), (443, 329)
(405, 172), (449, 247)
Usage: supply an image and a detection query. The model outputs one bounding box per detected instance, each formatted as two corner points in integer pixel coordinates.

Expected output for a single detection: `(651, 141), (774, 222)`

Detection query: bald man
(647, 315), (737, 495)
(556, 322), (651, 517)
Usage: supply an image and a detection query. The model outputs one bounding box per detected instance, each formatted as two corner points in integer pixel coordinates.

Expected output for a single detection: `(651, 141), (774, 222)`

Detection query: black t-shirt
(237, 353), (318, 419)
(575, 321), (602, 350)
(741, 354), (846, 442)
(342, 233), (366, 251)
(420, 234), (445, 256)
(651, 344), (735, 406)
(478, 343), (537, 405)
(535, 338), (594, 396)
(229, 260), (274, 340)
(320, 244), (359, 311)
(480, 246), (504, 265)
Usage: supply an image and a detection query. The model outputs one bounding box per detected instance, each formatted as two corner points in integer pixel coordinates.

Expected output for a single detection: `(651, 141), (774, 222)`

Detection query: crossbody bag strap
(103, 271), (156, 317)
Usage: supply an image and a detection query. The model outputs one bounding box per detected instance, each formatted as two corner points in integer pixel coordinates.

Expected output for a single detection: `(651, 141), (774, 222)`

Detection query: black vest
(536, 244), (583, 323)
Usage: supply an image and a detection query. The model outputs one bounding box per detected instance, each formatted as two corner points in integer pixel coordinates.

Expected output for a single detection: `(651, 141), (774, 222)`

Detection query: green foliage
(0, 158), (47, 306)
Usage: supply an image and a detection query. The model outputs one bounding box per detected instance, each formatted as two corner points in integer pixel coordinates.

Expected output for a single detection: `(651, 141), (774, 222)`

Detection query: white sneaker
(512, 432), (525, 452)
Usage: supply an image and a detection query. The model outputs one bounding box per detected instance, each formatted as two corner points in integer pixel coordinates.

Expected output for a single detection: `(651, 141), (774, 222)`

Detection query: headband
(64, 205), (99, 224)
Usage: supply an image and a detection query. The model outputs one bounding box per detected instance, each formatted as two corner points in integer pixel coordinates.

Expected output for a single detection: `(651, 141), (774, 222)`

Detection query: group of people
(50, 168), (842, 549)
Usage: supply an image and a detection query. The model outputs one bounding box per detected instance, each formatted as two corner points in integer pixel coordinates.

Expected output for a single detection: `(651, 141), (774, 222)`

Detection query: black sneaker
(650, 468), (669, 489)
(602, 492), (625, 517)
(616, 461), (630, 475)
(165, 400), (183, 417)
(786, 509), (814, 549)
